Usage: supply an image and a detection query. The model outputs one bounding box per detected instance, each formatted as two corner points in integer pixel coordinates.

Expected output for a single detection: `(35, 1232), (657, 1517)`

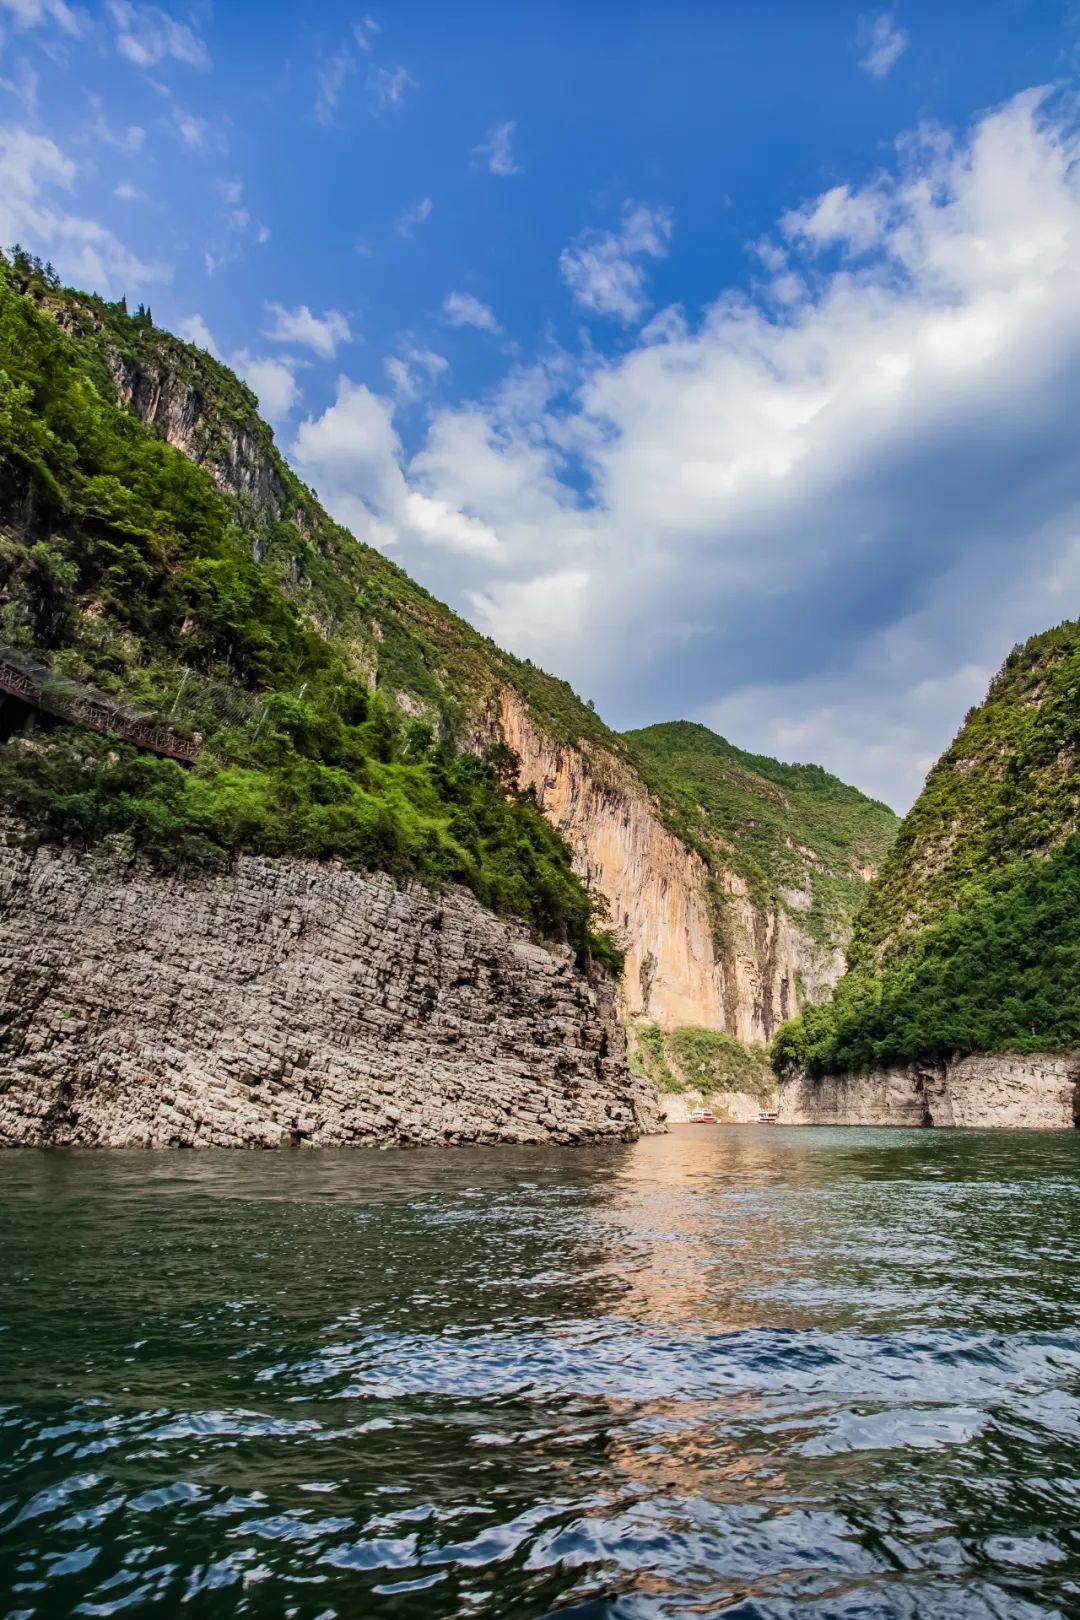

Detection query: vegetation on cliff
(0, 249), (621, 970)
(629, 1022), (775, 1103)
(773, 621), (1080, 1074)
(625, 720), (898, 949)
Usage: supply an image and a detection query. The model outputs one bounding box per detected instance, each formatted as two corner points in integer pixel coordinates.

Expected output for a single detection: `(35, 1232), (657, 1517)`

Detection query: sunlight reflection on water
(1, 1125), (1078, 1617)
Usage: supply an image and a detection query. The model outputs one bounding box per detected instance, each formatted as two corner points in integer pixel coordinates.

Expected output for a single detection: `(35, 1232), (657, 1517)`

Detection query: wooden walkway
(0, 658), (201, 763)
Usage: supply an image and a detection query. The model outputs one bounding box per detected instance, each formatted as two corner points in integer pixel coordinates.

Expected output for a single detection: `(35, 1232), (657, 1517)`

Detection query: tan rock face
(777, 1054), (1080, 1129)
(0, 832), (664, 1149)
(491, 691), (834, 1041)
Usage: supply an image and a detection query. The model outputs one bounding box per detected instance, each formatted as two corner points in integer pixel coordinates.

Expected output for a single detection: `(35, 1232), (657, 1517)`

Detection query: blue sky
(2, 1), (1080, 807)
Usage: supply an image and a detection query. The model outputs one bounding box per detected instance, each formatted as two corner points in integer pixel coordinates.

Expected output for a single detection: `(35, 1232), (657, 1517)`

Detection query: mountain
(0, 248), (890, 1042)
(624, 720), (898, 968)
(774, 620), (1080, 1127)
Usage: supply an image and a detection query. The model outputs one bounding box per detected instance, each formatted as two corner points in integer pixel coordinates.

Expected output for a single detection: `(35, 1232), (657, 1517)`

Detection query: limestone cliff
(778, 1055), (1080, 1130)
(0, 829), (663, 1149)
(489, 690), (844, 1042)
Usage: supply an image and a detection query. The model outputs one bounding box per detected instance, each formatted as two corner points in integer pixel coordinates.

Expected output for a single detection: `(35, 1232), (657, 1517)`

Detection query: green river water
(1, 1125), (1078, 1617)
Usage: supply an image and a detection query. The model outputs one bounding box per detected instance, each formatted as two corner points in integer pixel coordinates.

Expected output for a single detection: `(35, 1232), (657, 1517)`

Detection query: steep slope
(774, 619), (1080, 1125)
(625, 720), (898, 971)
(2, 250), (887, 1039)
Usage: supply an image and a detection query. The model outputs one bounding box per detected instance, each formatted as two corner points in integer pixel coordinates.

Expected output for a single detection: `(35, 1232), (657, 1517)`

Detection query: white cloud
(113, 180), (141, 200)
(0, 0), (81, 35)
(369, 64), (415, 113)
(396, 195), (432, 236)
(175, 111), (207, 148)
(263, 301), (352, 359)
(385, 341), (448, 402)
(783, 182), (890, 254)
(106, 1), (210, 70)
(857, 11), (909, 78)
(291, 378), (501, 556)
(473, 119), (519, 176)
(178, 312), (218, 355)
(442, 290), (500, 331)
(88, 106), (145, 151)
(315, 47), (353, 125)
(0, 122), (170, 292)
(279, 89), (1080, 808)
(232, 351), (302, 419)
(559, 201), (673, 322)
(0, 61), (39, 115)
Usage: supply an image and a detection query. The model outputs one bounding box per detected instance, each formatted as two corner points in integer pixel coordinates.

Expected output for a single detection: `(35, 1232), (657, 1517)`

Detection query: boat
(688, 1107), (717, 1124)
(757, 1108), (779, 1124)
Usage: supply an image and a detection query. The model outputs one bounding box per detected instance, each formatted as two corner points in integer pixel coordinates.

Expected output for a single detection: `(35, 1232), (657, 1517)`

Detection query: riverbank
(0, 832), (663, 1148)
(778, 1052), (1080, 1128)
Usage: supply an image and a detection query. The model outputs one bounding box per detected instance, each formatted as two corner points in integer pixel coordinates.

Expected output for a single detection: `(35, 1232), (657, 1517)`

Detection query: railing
(0, 658), (201, 763)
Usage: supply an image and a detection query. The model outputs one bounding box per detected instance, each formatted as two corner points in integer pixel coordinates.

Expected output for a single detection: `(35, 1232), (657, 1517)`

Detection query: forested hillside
(626, 720), (898, 958)
(0, 248), (620, 968)
(773, 621), (1080, 1074)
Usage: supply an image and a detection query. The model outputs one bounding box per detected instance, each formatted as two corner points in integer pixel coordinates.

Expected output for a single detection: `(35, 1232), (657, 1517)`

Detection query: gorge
(0, 251), (896, 1145)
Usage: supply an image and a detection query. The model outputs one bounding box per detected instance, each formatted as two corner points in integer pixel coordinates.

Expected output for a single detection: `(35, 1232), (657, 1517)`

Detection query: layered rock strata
(0, 832), (662, 1149)
(778, 1054), (1080, 1129)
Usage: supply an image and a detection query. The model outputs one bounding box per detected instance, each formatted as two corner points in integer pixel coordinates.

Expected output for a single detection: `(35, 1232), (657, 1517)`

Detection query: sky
(2, 2), (1080, 809)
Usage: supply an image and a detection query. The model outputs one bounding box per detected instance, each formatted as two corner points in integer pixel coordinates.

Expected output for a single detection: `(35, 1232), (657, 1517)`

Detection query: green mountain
(624, 720), (899, 956)
(0, 247), (622, 969)
(774, 620), (1080, 1074)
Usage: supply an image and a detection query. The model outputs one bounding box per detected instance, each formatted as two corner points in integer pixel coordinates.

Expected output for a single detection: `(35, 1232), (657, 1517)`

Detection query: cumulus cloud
(473, 120), (519, 176)
(106, 1), (210, 70)
(284, 89), (1080, 808)
(442, 290), (500, 332)
(857, 11), (909, 79)
(232, 351), (302, 419)
(559, 201), (673, 322)
(291, 378), (500, 556)
(0, 122), (170, 292)
(263, 301), (352, 359)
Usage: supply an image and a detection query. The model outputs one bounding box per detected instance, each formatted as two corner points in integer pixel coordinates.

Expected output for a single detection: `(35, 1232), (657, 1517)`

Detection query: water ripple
(1, 1126), (1078, 1617)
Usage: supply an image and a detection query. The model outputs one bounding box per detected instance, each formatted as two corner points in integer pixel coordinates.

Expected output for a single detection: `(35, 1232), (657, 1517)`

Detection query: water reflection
(1, 1127), (1078, 1617)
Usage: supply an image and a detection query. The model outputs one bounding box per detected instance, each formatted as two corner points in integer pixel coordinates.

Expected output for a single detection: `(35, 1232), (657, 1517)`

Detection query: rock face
(0, 832), (662, 1149)
(108, 350), (287, 517)
(493, 690), (823, 1042)
(778, 1054), (1080, 1129)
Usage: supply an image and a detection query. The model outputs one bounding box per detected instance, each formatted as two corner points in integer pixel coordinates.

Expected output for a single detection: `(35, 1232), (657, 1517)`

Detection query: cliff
(490, 691), (830, 1039)
(0, 828), (661, 1149)
(778, 1055), (1079, 1130)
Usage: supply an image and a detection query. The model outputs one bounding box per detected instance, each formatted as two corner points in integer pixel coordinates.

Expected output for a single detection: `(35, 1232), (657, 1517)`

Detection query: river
(1, 1126), (1078, 1617)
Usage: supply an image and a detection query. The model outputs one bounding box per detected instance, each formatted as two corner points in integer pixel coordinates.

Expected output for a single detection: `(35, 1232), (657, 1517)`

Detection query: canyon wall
(778, 1054), (1080, 1129)
(0, 830), (662, 1149)
(493, 691), (831, 1042)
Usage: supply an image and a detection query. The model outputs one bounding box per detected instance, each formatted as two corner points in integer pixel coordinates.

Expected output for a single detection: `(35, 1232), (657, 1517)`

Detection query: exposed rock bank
(778, 1054), (1080, 1129)
(0, 832), (663, 1149)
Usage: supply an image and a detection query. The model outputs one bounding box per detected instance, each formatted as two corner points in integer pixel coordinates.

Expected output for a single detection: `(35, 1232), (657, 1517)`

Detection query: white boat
(688, 1107), (717, 1124)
